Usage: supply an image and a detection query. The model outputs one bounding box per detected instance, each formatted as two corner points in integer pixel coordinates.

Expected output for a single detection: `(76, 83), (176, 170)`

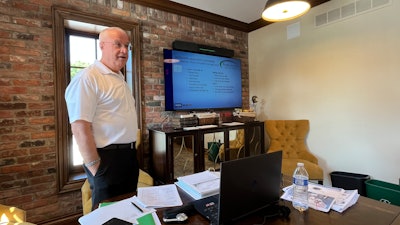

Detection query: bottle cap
(297, 162), (304, 166)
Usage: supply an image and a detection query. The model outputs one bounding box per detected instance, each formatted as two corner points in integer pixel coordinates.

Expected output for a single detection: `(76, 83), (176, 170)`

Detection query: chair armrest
(138, 169), (153, 187)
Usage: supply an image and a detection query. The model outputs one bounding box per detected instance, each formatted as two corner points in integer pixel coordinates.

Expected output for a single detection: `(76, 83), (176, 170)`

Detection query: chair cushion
(281, 158), (323, 181)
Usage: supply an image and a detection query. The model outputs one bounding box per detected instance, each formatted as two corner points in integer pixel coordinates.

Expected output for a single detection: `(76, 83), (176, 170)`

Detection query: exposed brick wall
(0, 0), (248, 223)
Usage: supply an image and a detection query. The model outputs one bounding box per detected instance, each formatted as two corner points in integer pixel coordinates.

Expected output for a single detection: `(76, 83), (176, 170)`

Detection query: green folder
(136, 213), (156, 225)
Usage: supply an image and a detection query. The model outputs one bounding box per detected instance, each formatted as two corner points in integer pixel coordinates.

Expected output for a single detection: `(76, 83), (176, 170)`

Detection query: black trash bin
(330, 171), (370, 196)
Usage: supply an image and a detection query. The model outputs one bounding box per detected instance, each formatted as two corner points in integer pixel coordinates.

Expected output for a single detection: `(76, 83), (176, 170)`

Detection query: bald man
(65, 27), (139, 209)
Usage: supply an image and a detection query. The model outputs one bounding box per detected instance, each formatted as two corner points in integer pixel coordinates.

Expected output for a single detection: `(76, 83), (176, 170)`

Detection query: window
(52, 6), (142, 192)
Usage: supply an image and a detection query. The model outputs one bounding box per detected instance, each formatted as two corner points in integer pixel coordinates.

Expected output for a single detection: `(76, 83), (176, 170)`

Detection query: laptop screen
(218, 151), (283, 224)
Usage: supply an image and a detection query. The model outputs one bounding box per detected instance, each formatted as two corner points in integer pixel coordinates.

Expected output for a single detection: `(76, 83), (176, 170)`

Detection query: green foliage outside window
(70, 61), (90, 79)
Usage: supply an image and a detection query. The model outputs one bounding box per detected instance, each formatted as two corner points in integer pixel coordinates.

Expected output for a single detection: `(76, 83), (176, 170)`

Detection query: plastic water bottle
(292, 162), (309, 212)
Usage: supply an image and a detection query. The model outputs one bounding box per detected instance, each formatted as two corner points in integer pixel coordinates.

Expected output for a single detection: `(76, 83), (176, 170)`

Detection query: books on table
(175, 170), (220, 200)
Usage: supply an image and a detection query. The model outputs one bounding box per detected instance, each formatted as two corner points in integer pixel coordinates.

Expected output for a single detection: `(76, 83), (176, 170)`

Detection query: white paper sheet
(281, 183), (359, 213)
(137, 184), (183, 208)
(78, 196), (158, 225)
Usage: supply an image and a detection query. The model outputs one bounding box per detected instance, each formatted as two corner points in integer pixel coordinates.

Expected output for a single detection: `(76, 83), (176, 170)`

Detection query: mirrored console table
(149, 121), (265, 184)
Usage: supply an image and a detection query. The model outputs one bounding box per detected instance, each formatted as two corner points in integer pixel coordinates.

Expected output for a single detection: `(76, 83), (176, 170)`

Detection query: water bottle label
(293, 177), (308, 186)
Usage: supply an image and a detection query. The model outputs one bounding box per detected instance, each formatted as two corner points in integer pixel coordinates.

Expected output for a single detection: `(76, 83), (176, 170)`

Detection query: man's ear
(99, 41), (105, 50)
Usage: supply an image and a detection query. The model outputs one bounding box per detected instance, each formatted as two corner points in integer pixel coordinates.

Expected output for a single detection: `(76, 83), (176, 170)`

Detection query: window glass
(69, 34), (101, 166)
(69, 35), (101, 78)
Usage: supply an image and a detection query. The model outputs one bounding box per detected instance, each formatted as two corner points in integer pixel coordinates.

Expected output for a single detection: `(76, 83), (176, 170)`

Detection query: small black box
(330, 171), (370, 196)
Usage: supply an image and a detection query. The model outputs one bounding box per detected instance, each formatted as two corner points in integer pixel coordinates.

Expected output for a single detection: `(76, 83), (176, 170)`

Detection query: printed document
(78, 196), (160, 225)
(137, 184), (183, 208)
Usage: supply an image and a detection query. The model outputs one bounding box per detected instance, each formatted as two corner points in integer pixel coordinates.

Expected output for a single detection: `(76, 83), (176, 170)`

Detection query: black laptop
(193, 151), (283, 224)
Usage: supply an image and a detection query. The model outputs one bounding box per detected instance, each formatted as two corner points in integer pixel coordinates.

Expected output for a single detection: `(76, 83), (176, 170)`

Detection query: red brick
(13, 2), (40, 12)
(0, 111), (14, 118)
(31, 131), (55, 139)
(23, 197), (54, 210)
(28, 117), (54, 125)
(0, 164), (31, 173)
(4, 194), (35, 205)
(14, 125), (41, 133)
(0, 142), (19, 152)
(0, 118), (26, 126)
(13, 79), (41, 86)
(13, 63), (41, 71)
(0, 148), (29, 158)
(14, 48), (41, 56)
(1, 86), (28, 94)
(1, 133), (30, 141)
(27, 103), (53, 110)
(29, 146), (53, 155)
(0, 189), (21, 199)
(29, 175), (55, 186)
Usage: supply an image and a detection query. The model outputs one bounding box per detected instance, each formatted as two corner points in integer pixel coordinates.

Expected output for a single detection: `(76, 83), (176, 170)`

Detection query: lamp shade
(262, 0), (311, 22)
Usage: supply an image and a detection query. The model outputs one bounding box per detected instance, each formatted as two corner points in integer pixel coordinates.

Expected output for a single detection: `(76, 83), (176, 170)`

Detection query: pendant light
(262, 0), (311, 22)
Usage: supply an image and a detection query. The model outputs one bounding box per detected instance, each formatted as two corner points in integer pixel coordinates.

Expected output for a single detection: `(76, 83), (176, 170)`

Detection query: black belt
(98, 142), (135, 151)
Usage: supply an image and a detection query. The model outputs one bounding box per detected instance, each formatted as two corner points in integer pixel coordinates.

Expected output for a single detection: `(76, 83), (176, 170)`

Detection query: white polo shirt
(65, 60), (138, 148)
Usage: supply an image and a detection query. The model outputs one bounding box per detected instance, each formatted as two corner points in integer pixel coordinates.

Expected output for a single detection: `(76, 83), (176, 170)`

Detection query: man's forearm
(71, 120), (100, 175)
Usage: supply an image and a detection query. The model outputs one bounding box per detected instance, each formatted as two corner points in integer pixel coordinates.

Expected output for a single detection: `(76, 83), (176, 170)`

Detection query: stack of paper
(175, 170), (220, 200)
(78, 196), (161, 225)
(281, 183), (359, 213)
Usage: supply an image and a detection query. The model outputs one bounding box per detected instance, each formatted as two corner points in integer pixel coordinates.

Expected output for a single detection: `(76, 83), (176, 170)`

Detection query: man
(65, 27), (139, 209)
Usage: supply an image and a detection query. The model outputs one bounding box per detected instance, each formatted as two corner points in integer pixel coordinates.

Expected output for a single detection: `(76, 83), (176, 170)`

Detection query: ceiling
(170, 0), (268, 24)
(125, 0), (330, 32)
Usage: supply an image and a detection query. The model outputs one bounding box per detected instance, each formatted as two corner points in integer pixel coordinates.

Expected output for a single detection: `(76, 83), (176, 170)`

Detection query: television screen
(163, 49), (242, 111)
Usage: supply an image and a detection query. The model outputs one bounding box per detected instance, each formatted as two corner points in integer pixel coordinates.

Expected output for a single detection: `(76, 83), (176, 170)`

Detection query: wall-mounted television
(163, 49), (242, 111)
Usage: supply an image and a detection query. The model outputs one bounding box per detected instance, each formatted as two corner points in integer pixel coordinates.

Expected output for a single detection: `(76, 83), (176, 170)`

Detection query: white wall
(249, 0), (400, 185)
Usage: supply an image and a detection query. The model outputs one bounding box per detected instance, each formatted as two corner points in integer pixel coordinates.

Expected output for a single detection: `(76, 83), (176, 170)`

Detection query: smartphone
(102, 217), (133, 225)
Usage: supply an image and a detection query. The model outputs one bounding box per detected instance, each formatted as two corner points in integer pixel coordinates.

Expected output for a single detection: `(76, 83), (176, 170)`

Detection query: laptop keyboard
(193, 195), (219, 224)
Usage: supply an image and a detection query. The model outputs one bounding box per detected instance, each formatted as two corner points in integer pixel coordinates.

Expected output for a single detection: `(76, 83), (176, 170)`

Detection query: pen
(131, 201), (144, 213)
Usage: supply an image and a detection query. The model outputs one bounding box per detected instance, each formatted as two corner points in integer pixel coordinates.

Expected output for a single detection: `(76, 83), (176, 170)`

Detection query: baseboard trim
(38, 212), (81, 225)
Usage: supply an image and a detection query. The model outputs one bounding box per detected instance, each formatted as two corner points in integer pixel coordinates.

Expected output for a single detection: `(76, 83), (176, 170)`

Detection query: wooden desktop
(158, 177), (400, 225)
(100, 175), (400, 225)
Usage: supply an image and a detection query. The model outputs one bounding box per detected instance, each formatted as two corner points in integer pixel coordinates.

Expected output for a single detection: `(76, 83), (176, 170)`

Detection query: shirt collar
(94, 60), (124, 79)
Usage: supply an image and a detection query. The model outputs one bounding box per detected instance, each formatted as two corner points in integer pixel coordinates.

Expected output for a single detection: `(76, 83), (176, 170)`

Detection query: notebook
(193, 151), (283, 225)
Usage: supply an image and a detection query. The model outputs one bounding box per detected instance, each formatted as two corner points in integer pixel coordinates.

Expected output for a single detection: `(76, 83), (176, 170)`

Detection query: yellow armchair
(218, 129), (245, 161)
(265, 120), (323, 184)
(0, 204), (36, 225)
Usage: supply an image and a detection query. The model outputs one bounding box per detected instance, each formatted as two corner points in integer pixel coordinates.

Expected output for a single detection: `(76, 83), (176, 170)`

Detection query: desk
(102, 186), (400, 225)
(160, 176), (400, 225)
(149, 121), (265, 184)
(161, 196), (400, 225)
